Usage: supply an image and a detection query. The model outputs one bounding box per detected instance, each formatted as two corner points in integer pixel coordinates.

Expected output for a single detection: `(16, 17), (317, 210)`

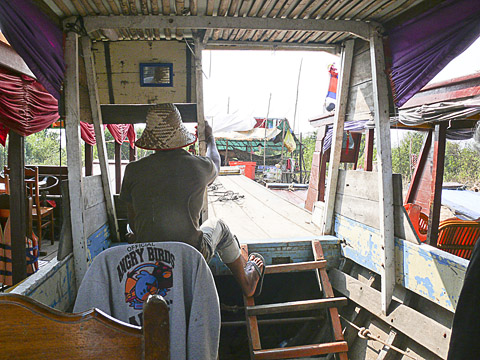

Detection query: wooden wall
(331, 170), (466, 313)
(9, 255), (76, 311)
(92, 41), (194, 105)
(334, 170), (418, 243)
(345, 39), (395, 122)
(83, 175), (111, 262)
(346, 40), (373, 122)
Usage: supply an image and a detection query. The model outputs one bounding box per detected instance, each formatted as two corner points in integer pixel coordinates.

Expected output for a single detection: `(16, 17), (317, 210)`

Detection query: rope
(339, 315), (419, 360)
(208, 183), (245, 203)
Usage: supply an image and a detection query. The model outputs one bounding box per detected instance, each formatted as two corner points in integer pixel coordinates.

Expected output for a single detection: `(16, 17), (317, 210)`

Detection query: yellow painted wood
(92, 41), (194, 105)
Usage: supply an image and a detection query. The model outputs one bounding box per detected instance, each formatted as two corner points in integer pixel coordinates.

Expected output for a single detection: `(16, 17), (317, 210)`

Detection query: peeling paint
(336, 214), (467, 312)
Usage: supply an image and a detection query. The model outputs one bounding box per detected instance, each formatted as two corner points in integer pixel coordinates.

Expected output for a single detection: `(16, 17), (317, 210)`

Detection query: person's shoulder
(126, 153), (155, 169)
(192, 154), (215, 168)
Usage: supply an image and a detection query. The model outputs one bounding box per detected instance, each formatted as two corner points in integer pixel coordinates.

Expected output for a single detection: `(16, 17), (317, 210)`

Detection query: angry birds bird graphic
(124, 262), (173, 310)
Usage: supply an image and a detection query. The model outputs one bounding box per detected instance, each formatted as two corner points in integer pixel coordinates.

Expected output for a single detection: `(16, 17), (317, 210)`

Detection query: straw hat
(135, 103), (197, 150)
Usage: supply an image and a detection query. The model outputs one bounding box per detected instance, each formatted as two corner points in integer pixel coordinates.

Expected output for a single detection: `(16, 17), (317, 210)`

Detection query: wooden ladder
(242, 240), (349, 360)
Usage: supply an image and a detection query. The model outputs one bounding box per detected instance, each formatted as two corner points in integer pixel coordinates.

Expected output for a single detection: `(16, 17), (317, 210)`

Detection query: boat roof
(38, 0), (441, 46)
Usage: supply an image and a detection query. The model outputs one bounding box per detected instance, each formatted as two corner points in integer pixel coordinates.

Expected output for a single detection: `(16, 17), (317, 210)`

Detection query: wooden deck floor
(38, 240), (59, 269)
(208, 175), (322, 242)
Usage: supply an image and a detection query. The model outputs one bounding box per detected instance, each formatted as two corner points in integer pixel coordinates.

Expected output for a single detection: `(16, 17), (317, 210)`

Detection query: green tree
(391, 131), (425, 183)
(301, 131), (317, 174)
(24, 129), (66, 166)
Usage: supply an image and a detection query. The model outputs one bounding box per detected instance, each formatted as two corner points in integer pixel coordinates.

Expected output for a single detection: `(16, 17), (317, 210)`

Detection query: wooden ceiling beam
(75, 14), (375, 40)
(205, 40), (340, 53)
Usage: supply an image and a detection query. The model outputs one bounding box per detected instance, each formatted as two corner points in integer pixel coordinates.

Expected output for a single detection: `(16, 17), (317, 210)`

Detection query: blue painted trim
(87, 223), (112, 262)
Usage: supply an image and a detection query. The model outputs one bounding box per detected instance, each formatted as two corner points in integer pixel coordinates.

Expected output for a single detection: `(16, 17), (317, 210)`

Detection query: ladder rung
(253, 341), (349, 359)
(265, 260), (326, 274)
(246, 297), (347, 316)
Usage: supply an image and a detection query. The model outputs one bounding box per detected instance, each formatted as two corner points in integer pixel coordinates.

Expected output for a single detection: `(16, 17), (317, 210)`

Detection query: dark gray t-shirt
(120, 149), (217, 248)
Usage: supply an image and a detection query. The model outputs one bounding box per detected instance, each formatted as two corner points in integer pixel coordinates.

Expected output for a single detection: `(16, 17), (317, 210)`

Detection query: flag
(325, 64), (338, 112)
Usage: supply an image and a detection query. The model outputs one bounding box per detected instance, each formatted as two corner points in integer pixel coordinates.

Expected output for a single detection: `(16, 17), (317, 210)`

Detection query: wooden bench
(437, 218), (480, 259)
(0, 293), (169, 360)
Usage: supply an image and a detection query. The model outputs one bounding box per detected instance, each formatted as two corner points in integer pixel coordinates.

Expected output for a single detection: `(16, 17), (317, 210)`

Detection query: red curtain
(0, 67), (59, 144)
(81, 122), (136, 148)
(80, 122), (96, 146)
(107, 124), (136, 148)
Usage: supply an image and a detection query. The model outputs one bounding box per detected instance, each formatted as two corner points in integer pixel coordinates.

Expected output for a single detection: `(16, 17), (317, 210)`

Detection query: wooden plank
(218, 175), (322, 236)
(58, 181), (73, 261)
(0, 293), (146, 359)
(194, 37), (206, 156)
(247, 297), (347, 316)
(144, 295), (170, 360)
(83, 175), (105, 210)
(242, 244), (262, 355)
(115, 142), (121, 194)
(404, 130), (432, 205)
(80, 15), (372, 40)
(335, 214), (467, 312)
(321, 39), (354, 235)
(81, 36), (120, 242)
(370, 30), (395, 314)
(10, 255), (76, 312)
(64, 32), (88, 285)
(253, 342), (348, 360)
(329, 268), (451, 359)
(364, 129), (374, 171)
(86, 223), (111, 262)
(8, 132), (27, 283)
(85, 144), (93, 176)
(334, 193), (419, 244)
(100, 104), (197, 124)
(427, 122), (447, 246)
(265, 260), (326, 274)
(312, 241), (348, 360)
(84, 202), (108, 238)
(336, 170), (402, 205)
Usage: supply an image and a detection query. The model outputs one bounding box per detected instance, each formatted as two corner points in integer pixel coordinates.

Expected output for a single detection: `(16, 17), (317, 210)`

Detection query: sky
(203, 36), (480, 136)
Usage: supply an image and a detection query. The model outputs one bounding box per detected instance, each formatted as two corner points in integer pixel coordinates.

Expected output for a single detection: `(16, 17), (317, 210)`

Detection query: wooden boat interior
(0, 0), (479, 359)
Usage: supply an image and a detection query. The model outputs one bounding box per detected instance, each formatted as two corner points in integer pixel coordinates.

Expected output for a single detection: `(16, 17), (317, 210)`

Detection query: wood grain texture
(329, 268), (450, 359)
(0, 293), (169, 360)
(208, 175), (322, 241)
(0, 293), (141, 359)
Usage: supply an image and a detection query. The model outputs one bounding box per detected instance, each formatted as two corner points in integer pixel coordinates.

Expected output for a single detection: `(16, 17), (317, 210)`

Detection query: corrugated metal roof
(37, 0), (435, 45)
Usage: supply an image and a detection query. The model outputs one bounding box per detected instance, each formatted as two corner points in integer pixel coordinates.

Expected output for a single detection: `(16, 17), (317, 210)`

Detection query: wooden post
(364, 128), (374, 171)
(370, 30), (395, 314)
(194, 37), (206, 156)
(427, 123), (447, 246)
(321, 39), (355, 234)
(299, 133), (303, 183)
(64, 32), (88, 285)
(225, 140), (229, 165)
(129, 145), (136, 162)
(8, 131), (27, 284)
(81, 36), (120, 241)
(194, 36), (208, 222)
(115, 142), (121, 194)
(85, 144), (93, 176)
(404, 130), (433, 205)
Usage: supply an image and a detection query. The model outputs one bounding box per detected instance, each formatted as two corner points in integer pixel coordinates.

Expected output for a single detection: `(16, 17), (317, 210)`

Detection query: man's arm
(205, 122), (220, 173)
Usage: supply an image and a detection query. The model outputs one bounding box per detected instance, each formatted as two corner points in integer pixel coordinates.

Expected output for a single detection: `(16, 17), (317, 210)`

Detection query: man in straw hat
(120, 103), (265, 298)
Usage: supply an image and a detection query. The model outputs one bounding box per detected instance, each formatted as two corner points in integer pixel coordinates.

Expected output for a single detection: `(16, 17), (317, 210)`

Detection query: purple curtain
(388, 0), (480, 108)
(0, 0), (65, 101)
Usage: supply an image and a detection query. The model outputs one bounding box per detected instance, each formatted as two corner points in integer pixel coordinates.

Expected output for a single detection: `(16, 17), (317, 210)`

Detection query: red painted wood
(404, 130), (433, 217)
(363, 129), (374, 171)
(427, 123), (447, 246)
